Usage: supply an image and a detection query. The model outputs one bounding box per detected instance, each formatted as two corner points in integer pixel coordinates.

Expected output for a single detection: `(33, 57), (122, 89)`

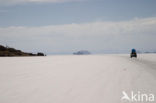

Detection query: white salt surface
(0, 54), (156, 103)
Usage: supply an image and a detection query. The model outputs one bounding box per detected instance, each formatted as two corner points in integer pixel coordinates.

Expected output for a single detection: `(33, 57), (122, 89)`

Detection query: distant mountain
(144, 51), (156, 54)
(0, 45), (45, 57)
(73, 50), (91, 55)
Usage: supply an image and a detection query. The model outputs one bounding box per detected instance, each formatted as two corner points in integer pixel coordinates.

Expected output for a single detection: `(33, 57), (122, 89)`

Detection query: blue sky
(0, 0), (156, 54)
(0, 0), (156, 26)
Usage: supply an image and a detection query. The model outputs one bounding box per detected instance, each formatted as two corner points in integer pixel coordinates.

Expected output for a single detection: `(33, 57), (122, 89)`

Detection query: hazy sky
(0, 0), (156, 54)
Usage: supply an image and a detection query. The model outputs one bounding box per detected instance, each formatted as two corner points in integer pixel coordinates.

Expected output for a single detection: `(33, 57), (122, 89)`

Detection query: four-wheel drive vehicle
(130, 49), (137, 58)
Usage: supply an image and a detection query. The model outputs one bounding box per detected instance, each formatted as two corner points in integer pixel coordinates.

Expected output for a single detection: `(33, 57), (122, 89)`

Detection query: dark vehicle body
(130, 49), (137, 58)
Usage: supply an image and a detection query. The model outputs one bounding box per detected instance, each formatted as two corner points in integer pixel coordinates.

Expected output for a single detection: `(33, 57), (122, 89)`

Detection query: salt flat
(0, 54), (156, 103)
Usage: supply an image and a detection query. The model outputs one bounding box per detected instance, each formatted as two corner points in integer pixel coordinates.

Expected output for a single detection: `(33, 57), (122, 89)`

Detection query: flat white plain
(0, 54), (156, 103)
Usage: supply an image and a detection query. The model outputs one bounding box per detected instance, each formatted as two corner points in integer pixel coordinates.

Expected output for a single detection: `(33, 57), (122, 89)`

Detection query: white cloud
(0, 17), (156, 54)
(0, 0), (83, 5)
